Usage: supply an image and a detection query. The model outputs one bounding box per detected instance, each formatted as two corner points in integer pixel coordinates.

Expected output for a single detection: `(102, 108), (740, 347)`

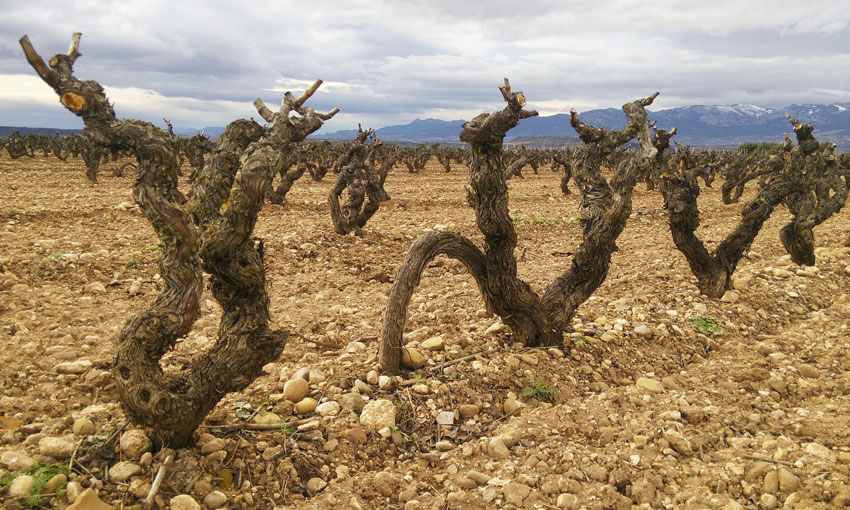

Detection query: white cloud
(2, 0), (849, 131)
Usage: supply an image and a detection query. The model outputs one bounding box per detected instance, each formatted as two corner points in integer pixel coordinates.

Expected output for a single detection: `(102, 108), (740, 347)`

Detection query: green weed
(691, 315), (724, 337)
(521, 379), (559, 402)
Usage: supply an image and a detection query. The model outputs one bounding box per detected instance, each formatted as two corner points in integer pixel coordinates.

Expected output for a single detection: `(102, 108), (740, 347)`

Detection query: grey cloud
(3, 0), (849, 131)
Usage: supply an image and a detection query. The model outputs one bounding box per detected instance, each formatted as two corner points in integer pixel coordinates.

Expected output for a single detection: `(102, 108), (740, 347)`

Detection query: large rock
(8, 474), (35, 497)
(39, 436), (75, 459)
(1, 450), (36, 470)
(359, 399), (397, 429)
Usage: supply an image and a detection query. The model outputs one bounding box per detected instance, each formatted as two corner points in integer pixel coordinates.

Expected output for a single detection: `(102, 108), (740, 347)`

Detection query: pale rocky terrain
(1, 155), (849, 510)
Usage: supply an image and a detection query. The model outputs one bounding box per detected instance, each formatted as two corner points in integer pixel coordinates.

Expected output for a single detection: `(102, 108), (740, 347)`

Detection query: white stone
(359, 399), (397, 429)
(39, 436), (75, 459)
(316, 401), (341, 416)
(170, 494), (201, 510)
(109, 461), (142, 482)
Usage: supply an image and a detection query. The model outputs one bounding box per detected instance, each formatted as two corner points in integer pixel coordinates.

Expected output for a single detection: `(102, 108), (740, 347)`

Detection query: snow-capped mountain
(318, 102), (850, 149)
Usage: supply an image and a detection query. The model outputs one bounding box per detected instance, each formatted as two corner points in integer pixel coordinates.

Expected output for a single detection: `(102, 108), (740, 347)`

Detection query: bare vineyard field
(2, 156), (850, 509)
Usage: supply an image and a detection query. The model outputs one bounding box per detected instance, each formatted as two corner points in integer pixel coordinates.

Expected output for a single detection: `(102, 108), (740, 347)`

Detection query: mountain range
(316, 103), (850, 150)
(3, 103), (848, 150)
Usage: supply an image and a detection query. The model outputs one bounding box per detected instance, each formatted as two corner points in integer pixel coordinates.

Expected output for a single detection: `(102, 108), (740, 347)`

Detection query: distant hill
(6, 102), (848, 150)
(316, 102), (850, 150)
(0, 126), (81, 137)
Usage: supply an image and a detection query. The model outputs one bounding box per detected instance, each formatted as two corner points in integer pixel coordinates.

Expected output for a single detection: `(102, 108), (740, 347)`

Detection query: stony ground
(1, 155), (850, 510)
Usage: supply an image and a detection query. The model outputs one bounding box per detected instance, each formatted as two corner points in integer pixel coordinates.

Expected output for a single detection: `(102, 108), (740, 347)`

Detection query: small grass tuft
(521, 379), (559, 402)
(691, 315), (724, 337)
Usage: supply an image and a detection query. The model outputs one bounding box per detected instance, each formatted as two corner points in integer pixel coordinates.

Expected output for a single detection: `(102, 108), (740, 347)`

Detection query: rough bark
(329, 127), (389, 235)
(379, 80), (657, 373)
(20, 33), (338, 446)
(778, 115), (848, 265)
(659, 126), (807, 297)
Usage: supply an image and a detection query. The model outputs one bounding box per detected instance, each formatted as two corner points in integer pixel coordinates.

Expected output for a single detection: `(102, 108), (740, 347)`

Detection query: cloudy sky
(1, 1), (848, 133)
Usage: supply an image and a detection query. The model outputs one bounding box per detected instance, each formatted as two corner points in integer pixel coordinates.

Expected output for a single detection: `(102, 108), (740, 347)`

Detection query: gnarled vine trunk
(379, 79), (658, 373)
(21, 33), (338, 446)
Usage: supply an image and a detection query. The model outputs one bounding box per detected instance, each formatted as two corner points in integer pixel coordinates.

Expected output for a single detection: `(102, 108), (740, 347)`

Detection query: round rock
(203, 491), (227, 509)
(120, 429), (152, 460)
(72, 418), (95, 436)
(373, 471), (398, 497)
(284, 378), (310, 402)
(170, 494), (201, 510)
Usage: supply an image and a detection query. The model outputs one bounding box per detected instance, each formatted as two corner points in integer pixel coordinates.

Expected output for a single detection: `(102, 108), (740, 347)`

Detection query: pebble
(436, 411), (455, 426)
(378, 375), (393, 389)
(203, 491), (227, 509)
(636, 377), (665, 393)
(306, 477), (327, 494)
(8, 474), (34, 497)
(262, 445), (283, 460)
(55, 360), (93, 374)
(373, 471), (398, 497)
(170, 494), (201, 510)
(354, 379), (371, 394)
(39, 436), (75, 458)
(485, 321), (505, 334)
(633, 324), (651, 337)
(65, 481), (82, 503)
(72, 418), (95, 435)
(721, 290), (739, 303)
(284, 378), (310, 402)
(316, 401), (341, 416)
(295, 398), (318, 414)
(401, 348), (426, 370)
(360, 399), (397, 429)
(520, 353), (538, 365)
(665, 430), (694, 456)
(557, 493), (579, 509)
(458, 404), (479, 418)
(421, 336), (444, 350)
(777, 467), (798, 493)
(366, 370), (379, 385)
(467, 470), (490, 485)
(200, 438), (226, 455)
(1, 450), (36, 470)
(759, 493), (778, 509)
(253, 412), (282, 424)
(455, 476), (476, 489)
(45, 473), (67, 493)
(340, 393), (366, 413)
(487, 436), (510, 459)
(120, 429), (152, 460)
(342, 427), (368, 444)
(435, 440), (454, 452)
(503, 398), (523, 415)
(109, 461), (142, 482)
(797, 364), (821, 378)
